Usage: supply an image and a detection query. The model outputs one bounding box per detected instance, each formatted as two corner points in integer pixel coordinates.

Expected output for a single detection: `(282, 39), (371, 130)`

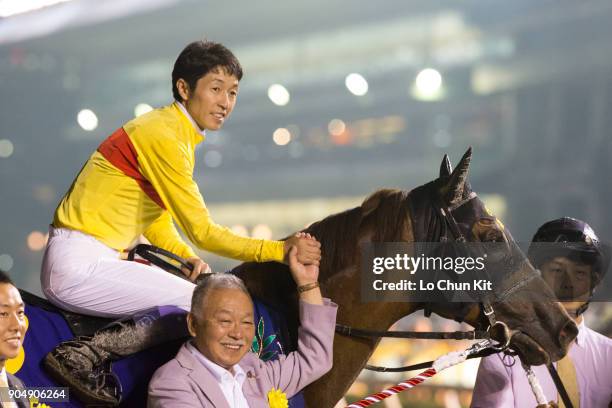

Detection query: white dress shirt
(186, 341), (250, 408)
(0, 368), (17, 408)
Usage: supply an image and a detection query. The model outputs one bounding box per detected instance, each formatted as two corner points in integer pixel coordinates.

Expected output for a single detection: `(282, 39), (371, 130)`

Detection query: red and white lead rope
(346, 367), (438, 407)
(345, 340), (548, 408)
(523, 364), (547, 406)
(345, 349), (469, 408)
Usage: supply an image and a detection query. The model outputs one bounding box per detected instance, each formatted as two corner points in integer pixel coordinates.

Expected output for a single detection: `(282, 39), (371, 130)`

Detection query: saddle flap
(20, 290), (115, 337)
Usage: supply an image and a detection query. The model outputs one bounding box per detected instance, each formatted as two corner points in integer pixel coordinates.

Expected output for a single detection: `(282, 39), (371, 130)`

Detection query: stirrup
(43, 350), (122, 406)
(91, 361), (123, 405)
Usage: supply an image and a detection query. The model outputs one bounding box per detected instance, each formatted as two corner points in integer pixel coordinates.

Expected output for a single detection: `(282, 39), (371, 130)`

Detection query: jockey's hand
(283, 232), (321, 266)
(288, 243), (319, 286)
(182, 257), (211, 282)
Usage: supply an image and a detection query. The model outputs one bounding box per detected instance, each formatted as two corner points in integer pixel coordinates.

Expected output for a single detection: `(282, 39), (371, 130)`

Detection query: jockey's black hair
(172, 40), (243, 102)
(0, 269), (13, 285)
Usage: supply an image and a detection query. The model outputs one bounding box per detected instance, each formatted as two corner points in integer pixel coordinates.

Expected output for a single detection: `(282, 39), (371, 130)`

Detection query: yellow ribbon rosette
(267, 388), (288, 408)
(29, 397), (52, 408)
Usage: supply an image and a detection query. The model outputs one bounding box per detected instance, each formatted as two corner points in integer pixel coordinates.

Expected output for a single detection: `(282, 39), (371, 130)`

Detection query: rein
(334, 325), (487, 340)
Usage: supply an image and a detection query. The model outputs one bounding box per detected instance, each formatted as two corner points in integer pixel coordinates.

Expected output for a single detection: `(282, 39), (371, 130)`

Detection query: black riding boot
(43, 311), (188, 406)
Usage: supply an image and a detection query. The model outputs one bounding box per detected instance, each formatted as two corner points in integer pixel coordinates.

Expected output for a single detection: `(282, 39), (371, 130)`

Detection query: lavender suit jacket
(148, 299), (337, 408)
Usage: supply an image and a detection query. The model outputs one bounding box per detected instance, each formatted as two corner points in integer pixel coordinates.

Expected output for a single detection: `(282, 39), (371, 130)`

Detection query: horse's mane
(304, 188), (411, 280)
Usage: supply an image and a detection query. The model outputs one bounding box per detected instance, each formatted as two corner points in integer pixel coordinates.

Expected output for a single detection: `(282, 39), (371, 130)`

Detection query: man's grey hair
(190, 273), (251, 315)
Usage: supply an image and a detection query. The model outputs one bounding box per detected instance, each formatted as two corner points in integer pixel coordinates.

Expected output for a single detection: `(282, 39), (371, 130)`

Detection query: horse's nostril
(558, 320), (578, 346)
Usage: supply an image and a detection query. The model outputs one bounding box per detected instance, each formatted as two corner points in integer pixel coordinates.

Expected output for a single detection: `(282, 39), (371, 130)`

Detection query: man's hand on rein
(182, 256), (211, 282)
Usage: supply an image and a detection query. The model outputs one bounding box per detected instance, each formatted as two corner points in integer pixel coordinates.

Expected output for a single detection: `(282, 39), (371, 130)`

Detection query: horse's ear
(439, 154), (452, 179)
(441, 147), (472, 205)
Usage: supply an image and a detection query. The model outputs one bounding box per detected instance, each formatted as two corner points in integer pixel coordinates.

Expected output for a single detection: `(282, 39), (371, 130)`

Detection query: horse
(13, 148), (576, 408)
(233, 148), (576, 407)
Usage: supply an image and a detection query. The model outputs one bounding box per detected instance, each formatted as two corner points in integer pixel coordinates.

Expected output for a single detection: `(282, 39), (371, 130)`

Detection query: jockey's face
(0, 283), (26, 362)
(177, 66), (239, 131)
(188, 288), (254, 371)
(540, 256), (592, 315)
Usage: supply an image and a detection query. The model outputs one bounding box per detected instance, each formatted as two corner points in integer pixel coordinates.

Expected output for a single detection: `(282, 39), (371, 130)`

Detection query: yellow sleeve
(143, 211), (197, 259)
(136, 131), (285, 262)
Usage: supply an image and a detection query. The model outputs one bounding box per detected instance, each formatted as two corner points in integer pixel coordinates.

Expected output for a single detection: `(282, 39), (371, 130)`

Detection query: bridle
(336, 192), (516, 344)
(333, 191), (512, 357)
(335, 189), (575, 407)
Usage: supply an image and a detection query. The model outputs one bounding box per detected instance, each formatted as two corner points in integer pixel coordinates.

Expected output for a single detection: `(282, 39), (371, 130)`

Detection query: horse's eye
(478, 217), (496, 226)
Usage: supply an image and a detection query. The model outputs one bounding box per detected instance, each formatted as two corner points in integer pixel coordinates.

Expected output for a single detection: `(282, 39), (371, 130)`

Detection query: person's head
(0, 270), (26, 363)
(172, 41), (243, 131)
(187, 274), (254, 371)
(528, 217), (607, 316)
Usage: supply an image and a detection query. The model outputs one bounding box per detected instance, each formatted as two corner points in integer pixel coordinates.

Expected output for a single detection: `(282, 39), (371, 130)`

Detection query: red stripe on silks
(374, 393), (388, 399)
(97, 128), (166, 209)
(391, 386), (405, 392)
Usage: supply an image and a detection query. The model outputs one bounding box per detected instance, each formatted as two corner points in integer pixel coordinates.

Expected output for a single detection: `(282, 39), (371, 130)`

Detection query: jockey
(526, 217), (607, 317)
(40, 41), (321, 405)
(472, 217), (611, 408)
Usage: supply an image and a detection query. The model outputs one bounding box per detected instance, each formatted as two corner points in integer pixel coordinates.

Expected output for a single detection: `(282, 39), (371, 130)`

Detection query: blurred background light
(0, 139), (14, 158)
(288, 141), (304, 158)
(0, 254), (14, 271)
(267, 84), (290, 106)
(77, 109), (98, 131)
(203, 150), (222, 168)
(134, 103), (153, 117)
(0, 0), (72, 18)
(272, 128), (291, 146)
(412, 68), (443, 101)
(328, 119), (346, 136)
(27, 230), (47, 251)
(345, 73), (368, 96)
(251, 223), (273, 240)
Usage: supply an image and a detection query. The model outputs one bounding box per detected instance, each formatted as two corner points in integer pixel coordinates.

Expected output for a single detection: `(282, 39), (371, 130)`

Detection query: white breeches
(41, 227), (195, 318)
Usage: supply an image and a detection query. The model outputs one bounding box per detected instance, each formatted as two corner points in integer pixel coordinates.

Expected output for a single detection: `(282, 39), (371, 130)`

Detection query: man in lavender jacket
(471, 218), (612, 408)
(148, 234), (337, 408)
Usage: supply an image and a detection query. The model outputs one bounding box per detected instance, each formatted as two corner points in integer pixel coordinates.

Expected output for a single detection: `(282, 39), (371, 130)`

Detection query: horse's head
(292, 148), (579, 406)
(413, 148), (576, 366)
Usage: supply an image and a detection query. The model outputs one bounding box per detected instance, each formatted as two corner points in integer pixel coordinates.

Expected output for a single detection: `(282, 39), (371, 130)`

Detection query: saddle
(20, 290), (115, 337)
